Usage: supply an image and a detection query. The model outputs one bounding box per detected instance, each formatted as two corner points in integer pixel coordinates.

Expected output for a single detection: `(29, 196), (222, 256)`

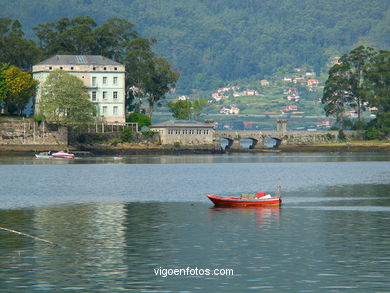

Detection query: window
(113, 91), (118, 99)
(102, 106), (107, 115)
(113, 77), (118, 85)
(113, 106), (118, 115)
(114, 67), (117, 70)
(92, 77), (97, 86)
(103, 91), (107, 99)
(70, 67), (74, 70)
(49, 67), (52, 70)
(103, 77), (107, 84)
(92, 91), (97, 101)
(104, 67), (107, 70)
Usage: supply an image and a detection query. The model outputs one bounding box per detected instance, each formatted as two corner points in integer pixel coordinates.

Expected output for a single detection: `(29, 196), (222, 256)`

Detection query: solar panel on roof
(75, 56), (87, 63)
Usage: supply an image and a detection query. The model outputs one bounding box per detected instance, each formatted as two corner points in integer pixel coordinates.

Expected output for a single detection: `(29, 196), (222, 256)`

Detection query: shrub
(338, 129), (346, 141)
(126, 113), (151, 130)
(365, 127), (384, 140)
(141, 130), (156, 137)
(33, 114), (46, 125)
(326, 133), (335, 141)
(121, 126), (134, 142)
(173, 141), (181, 147)
(352, 120), (366, 130)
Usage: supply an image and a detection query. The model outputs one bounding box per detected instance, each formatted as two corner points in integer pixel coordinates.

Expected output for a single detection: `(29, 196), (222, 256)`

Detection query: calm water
(0, 153), (390, 292)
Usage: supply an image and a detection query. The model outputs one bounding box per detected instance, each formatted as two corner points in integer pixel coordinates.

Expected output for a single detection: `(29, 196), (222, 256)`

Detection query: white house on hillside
(33, 55), (126, 123)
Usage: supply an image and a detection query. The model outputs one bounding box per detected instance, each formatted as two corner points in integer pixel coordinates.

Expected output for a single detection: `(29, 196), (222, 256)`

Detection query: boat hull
(206, 194), (281, 207)
(51, 151), (75, 159)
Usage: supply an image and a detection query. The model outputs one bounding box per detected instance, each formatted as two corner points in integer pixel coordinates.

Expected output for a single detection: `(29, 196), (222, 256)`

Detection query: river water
(0, 153), (389, 292)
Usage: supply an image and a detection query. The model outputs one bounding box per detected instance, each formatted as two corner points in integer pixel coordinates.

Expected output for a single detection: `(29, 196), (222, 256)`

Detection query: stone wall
(0, 118), (68, 145)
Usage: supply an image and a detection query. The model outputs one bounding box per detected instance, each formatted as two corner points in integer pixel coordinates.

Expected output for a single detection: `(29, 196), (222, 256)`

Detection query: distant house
(286, 94), (300, 102)
(346, 110), (358, 118)
(260, 79), (270, 86)
(307, 79), (319, 86)
(33, 55), (126, 123)
(293, 77), (305, 83)
(177, 95), (189, 101)
(220, 105), (240, 115)
(305, 72), (316, 77)
(283, 76), (293, 82)
(243, 90), (258, 96)
(243, 121), (253, 129)
(212, 92), (223, 101)
(280, 105), (298, 113)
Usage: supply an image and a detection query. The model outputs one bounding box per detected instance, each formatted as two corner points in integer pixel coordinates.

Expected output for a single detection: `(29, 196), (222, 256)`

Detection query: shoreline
(1, 142), (390, 156)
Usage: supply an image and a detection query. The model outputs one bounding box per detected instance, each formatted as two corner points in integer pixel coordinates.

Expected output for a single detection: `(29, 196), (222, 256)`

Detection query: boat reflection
(208, 205), (281, 232)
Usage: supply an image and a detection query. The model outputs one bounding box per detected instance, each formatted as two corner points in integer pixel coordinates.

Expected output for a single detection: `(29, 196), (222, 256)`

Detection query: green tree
(39, 70), (95, 125)
(34, 16), (97, 56)
(0, 63), (10, 112)
(339, 46), (376, 120)
(322, 63), (354, 129)
(126, 112), (151, 130)
(145, 57), (179, 119)
(0, 18), (41, 70)
(364, 50), (390, 136)
(4, 66), (38, 115)
(167, 100), (193, 120)
(123, 37), (156, 113)
(192, 99), (208, 120)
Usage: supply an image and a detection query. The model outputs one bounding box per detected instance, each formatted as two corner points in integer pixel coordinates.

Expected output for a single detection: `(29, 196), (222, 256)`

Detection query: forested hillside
(1, 0), (389, 91)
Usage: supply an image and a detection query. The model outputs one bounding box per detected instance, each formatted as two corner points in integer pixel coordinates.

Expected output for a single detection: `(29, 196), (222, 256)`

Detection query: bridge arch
(220, 137), (234, 150)
(239, 137), (258, 149)
(264, 137), (282, 148)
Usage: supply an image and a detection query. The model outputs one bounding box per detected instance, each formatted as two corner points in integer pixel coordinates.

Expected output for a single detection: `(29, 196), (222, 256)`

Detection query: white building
(33, 55), (126, 123)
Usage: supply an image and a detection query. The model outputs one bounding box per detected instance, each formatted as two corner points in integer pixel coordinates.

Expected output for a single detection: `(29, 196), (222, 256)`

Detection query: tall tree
(339, 46), (376, 120)
(145, 57), (179, 119)
(4, 66), (38, 115)
(39, 70), (95, 125)
(94, 18), (138, 61)
(363, 50), (390, 134)
(34, 16), (97, 56)
(0, 18), (41, 70)
(322, 63), (354, 129)
(123, 37), (156, 113)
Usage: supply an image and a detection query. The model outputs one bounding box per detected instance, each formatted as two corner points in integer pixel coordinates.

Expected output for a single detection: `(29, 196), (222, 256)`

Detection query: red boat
(206, 192), (281, 207)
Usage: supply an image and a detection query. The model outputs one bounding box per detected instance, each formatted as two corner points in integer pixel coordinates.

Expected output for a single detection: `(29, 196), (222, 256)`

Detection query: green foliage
(167, 99), (208, 120)
(338, 129), (346, 141)
(167, 100), (192, 120)
(121, 126), (134, 142)
(0, 18), (42, 70)
(322, 63), (354, 128)
(1, 1), (389, 91)
(352, 120), (366, 130)
(173, 141), (181, 148)
(365, 127), (384, 140)
(32, 113), (46, 124)
(325, 133), (335, 141)
(40, 70), (95, 125)
(145, 57), (180, 119)
(4, 65), (38, 115)
(126, 113), (151, 130)
(141, 130), (156, 137)
(363, 50), (390, 136)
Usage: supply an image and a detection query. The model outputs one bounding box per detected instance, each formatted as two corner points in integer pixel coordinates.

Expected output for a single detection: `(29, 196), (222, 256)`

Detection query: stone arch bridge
(214, 130), (346, 150)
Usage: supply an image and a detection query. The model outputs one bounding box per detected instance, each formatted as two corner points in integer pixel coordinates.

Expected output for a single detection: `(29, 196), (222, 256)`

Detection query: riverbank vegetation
(322, 46), (390, 139)
(0, 16), (179, 118)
